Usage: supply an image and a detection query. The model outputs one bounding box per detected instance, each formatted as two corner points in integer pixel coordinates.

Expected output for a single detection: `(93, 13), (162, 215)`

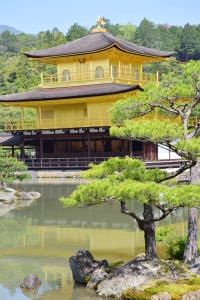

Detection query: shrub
(156, 225), (200, 260)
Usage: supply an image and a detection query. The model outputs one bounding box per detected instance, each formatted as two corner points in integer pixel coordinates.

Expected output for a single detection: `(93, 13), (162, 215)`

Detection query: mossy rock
(82, 275), (91, 284)
(110, 261), (125, 268)
(122, 277), (200, 300)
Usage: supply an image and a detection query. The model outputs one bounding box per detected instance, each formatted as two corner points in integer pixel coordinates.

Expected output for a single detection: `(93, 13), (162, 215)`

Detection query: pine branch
(156, 159), (196, 183)
(187, 122), (200, 140)
(149, 102), (179, 115)
(120, 201), (143, 228)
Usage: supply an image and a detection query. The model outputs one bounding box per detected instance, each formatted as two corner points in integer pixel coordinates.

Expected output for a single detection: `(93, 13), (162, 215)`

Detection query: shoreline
(14, 170), (85, 185)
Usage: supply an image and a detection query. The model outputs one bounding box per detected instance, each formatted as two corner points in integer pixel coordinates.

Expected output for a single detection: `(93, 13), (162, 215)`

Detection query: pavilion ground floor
(0, 127), (159, 169)
(21, 128), (157, 160)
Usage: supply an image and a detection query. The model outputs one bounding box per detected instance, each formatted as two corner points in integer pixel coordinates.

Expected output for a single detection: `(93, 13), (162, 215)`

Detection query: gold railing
(188, 116), (199, 127)
(3, 117), (112, 131)
(41, 69), (157, 88)
(2, 115), (199, 132)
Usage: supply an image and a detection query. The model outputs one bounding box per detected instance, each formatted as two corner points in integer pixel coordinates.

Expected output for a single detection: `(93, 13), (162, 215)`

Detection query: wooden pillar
(20, 136), (25, 159)
(40, 134), (43, 158)
(12, 146), (14, 157)
(156, 63), (159, 83)
(102, 137), (105, 156)
(88, 133), (91, 157)
(156, 144), (158, 160)
(82, 138), (85, 155)
(39, 106), (42, 129)
(129, 140), (133, 158)
(122, 140), (125, 157)
(140, 63), (143, 81)
(54, 138), (57, 157)
(21, 107), (24, 129)
(41, 72), (43, 85)
(118, 60), (121, 78)
(143, 143), (146, 160)
(36, 108), (40, 129)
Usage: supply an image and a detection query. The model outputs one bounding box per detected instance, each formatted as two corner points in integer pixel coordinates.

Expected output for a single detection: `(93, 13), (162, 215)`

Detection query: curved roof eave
(24, 42), (175, 60)
(0, 83), (143, 104)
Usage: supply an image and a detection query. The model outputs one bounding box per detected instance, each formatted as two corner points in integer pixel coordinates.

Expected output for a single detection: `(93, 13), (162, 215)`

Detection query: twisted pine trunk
(143, 204), (157, 261)
(120, 201), (158, 261)
(183, 163), (199, 264)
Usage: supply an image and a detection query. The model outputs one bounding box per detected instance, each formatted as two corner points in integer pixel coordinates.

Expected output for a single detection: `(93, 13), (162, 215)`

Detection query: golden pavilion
(0, 19), (174, 168)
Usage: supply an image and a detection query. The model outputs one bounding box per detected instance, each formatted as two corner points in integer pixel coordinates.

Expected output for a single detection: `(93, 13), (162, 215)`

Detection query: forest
(0, 18), (200, 123)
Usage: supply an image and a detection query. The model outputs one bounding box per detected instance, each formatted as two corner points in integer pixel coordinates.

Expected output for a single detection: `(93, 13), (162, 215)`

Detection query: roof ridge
(104, 32), (147, 54)
(104, 32), (174, 55)
(24, 31), (174, 59)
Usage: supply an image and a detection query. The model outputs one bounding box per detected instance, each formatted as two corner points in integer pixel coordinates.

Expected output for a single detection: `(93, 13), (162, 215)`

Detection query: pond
(0, 180), (195, 300)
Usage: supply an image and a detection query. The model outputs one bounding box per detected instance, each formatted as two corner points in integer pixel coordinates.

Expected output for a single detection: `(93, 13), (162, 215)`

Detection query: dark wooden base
(19, 129), (158, 161)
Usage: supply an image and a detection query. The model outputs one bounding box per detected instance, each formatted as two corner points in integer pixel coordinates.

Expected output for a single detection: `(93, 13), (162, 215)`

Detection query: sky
(0, 0), (200, 34)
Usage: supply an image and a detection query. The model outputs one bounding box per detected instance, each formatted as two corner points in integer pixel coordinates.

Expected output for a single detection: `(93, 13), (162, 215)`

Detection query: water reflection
(0, 181), (198, 300)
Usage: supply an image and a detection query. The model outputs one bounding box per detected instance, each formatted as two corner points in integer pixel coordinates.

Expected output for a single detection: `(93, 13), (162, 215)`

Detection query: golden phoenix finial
(92, 16), (106, 33)
(97, 16), (106, 28)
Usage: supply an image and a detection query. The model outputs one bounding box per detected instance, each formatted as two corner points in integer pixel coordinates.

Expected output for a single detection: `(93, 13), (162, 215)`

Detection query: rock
(17, 191), (41, 201)
(20, 274), (42, 290)
(17, 191), (34, 200)
(0, 202), (15, 216)
(182, 289), (200, 299)
(97, 257), (169, 298)
(5, 187), (16, 193)
(29, 191), (41, 199)
(0, 190), (15, 203)
(87, 268), (108, 289)
(188, 263), (200, 275)
(195, 255), (200, 264)
(69, 250), (109, 284)
(151, 292), (171, 300)
(133, 253), (146, 262)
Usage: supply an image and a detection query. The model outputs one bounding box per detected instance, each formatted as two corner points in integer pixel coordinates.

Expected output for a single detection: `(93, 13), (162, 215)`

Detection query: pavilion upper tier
(23, 31), (175, 89)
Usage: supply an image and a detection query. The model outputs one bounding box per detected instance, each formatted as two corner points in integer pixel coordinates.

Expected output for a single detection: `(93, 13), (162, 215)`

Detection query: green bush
(156, 225), (200, 260)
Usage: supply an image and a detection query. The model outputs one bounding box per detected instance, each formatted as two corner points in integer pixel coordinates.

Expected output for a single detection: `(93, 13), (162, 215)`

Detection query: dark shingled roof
(24, 31), (174, 59)
(0, 83), (142, 102)
(0, 134), (21, 146)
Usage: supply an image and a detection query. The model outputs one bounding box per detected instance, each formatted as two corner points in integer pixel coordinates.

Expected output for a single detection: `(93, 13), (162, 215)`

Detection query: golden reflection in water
(0, 181), (198, 300)
(0, 220), (190, 297)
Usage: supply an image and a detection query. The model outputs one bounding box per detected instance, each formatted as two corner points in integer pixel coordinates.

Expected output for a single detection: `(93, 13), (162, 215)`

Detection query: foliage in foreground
(60, 157), (200, 209)
(0, 148), (28, 185)
(156, 225), (200, 260)
(122, 277), (200, 300)
(110, 60), (200, 262)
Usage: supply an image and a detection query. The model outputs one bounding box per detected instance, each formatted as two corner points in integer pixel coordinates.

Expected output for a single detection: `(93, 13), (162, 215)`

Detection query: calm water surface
(0, 179), (196, 300)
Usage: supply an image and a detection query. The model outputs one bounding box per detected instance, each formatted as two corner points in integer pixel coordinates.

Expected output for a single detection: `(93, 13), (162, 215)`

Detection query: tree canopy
(61, 156), (200, 261)
(0, 148), (28, 186)
(61, 60), (200, 261)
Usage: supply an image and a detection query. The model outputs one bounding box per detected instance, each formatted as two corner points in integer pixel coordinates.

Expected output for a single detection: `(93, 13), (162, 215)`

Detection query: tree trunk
(143, 203), (157, 261)
(183, 162), (199, 264)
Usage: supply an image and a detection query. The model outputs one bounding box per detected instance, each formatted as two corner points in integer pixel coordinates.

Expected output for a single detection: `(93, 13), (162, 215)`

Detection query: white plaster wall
(158, 145), (180, 160)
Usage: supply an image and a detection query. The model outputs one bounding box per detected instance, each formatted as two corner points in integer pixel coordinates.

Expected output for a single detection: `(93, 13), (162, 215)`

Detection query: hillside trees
(66, 23), (89, 42)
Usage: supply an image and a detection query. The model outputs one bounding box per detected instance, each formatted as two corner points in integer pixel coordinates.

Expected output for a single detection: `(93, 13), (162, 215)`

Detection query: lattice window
(62, 70), (71, 81)
(95, 66), (104, 79)
(133, 69), (139, 80)
(112, 66), (117, 78)
(42, 110), (55, 128)
(42, 110), (54, 120)
(122, 64), (131, 79)
(76, 64), (89, 80)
